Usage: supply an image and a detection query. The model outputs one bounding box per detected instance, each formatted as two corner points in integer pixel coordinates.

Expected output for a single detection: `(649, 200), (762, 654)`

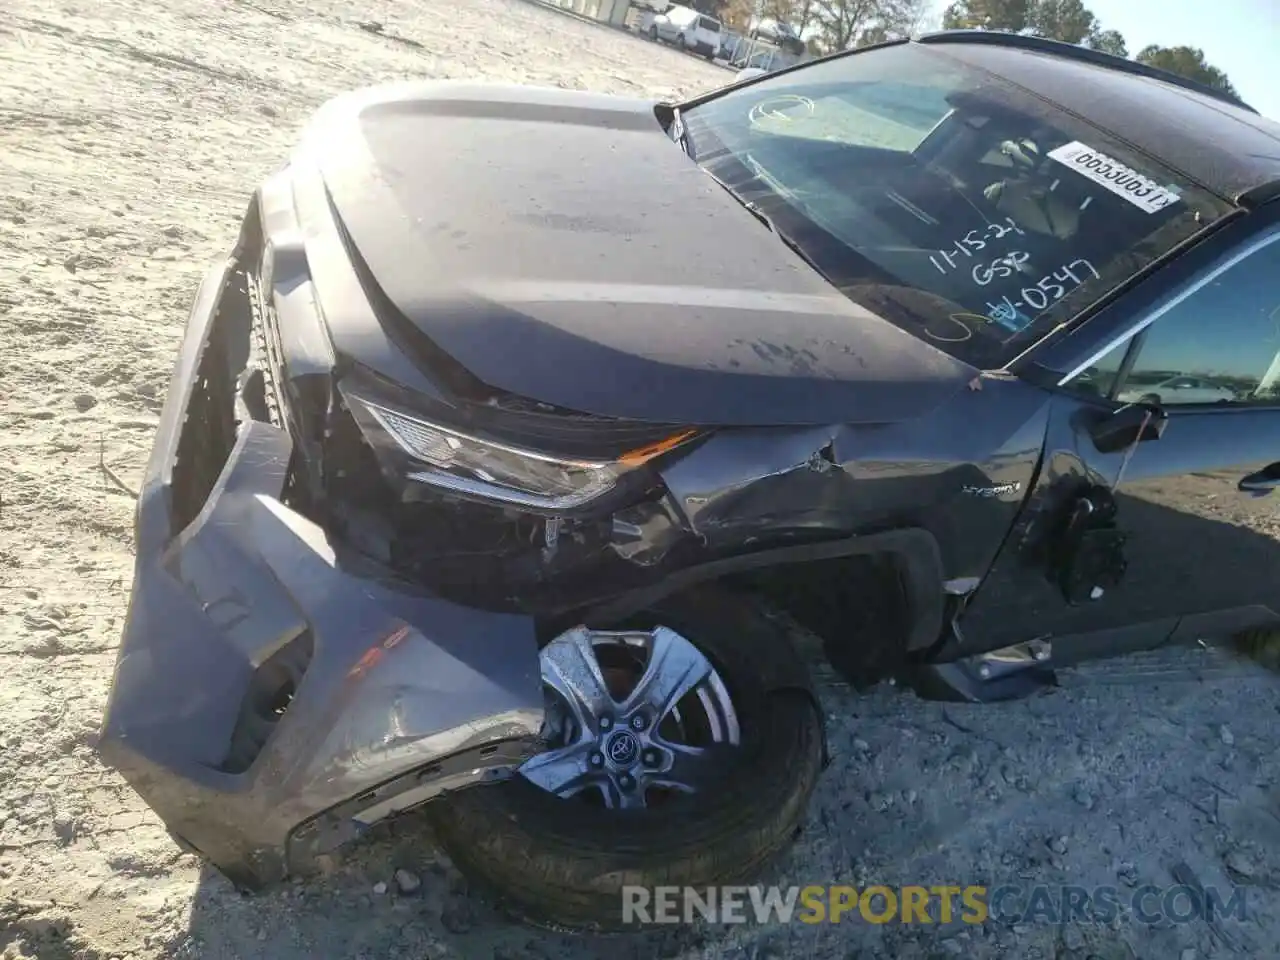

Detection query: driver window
(1073, 237), (1280, 406)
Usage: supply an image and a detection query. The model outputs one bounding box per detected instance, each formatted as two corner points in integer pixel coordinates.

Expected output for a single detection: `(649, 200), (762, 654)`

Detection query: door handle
(1238, 464), (1280, 496)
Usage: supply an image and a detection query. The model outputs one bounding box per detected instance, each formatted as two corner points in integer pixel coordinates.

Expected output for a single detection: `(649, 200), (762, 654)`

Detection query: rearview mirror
(1088, 402), (1168, 454)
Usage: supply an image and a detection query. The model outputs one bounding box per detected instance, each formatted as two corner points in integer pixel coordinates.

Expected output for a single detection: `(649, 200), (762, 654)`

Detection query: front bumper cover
(98, 250), (545, 888)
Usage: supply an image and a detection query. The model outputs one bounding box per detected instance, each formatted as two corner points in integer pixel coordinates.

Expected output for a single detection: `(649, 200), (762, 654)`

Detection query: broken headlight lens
(346, 393), (687, 512)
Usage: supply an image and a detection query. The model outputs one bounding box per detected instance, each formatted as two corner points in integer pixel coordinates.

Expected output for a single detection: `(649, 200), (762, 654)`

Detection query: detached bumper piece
(99, 236), (545, 889)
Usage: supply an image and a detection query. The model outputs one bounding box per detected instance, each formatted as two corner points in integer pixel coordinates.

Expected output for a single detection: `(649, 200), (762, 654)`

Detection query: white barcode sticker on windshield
(1048, 141), (1181, 214)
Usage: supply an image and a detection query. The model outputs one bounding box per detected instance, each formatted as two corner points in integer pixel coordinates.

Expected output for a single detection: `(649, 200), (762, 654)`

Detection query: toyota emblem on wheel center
(607, 731), (639, 766)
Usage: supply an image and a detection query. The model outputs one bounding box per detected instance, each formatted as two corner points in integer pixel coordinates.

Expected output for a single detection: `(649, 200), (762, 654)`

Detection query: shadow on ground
(170, 644), (1280, 960)
(178, 820), (730, 960)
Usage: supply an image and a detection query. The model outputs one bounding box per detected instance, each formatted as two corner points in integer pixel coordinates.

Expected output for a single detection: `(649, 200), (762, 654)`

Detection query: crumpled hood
(297, 81), (975, 426)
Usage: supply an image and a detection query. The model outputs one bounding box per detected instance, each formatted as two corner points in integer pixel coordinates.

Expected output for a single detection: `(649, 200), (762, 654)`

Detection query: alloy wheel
(518, 626), (741, 809)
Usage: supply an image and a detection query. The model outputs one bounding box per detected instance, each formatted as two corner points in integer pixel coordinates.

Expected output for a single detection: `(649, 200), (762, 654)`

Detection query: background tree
(855, 23), (890, 45)
(731, 0), (1242, 105)
(1136, 44), (1239, 96)
(788, 0), (820, 32)
(943, 0), (1099, 41)
(941, 0), (1031, 33)
(896, 0), (938, 35)
(720, 0), (822, 32)
(810, 0), (880, 50)
(809, 0), (930, 51)
(1026, 0), (1095, 44)
(1085, 26), (1127, 57)
(717, 0), (758, 27)
(937, 2), (1239, 97)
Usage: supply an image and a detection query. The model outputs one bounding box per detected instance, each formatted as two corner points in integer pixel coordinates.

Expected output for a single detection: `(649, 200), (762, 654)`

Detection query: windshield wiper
(670, 106), (691, 157)
(770, 222), (835, 283)
(700, 167), (833, 280)
(738, 195), (777, 233)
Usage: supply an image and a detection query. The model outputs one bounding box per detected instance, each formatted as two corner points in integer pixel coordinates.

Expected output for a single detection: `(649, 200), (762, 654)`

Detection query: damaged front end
(320, 361), (707, 614)
(98, 186), (554, 889)
(99, 166), (732, 889)
(100, 95), (980, 885)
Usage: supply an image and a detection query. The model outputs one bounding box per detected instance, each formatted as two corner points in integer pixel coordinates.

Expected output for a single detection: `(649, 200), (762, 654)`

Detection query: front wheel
(425, 586), (824, 930)
(647, 24), (658, 41)
(677, 32), (688, 50)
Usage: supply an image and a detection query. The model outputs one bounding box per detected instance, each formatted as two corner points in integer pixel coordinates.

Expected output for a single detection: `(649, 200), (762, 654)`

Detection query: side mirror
(1088, 402), (1168, 454)
(735, 67), (767, 83)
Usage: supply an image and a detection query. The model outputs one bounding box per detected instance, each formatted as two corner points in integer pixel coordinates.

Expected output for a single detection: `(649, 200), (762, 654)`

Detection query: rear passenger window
(1072, 237), (1280, 406)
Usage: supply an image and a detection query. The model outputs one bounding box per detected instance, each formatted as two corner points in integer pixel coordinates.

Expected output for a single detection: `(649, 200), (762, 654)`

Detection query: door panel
(964, 218), (1280, 653)
(1091, 408), (1280, 631)
(960, 396), (1280, 651)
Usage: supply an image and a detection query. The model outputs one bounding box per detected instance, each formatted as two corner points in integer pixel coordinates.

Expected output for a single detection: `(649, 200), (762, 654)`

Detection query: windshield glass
(681, 43), (1232, 368)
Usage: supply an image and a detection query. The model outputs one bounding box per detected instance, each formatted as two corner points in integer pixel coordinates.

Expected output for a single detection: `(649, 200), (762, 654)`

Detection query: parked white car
(648, 4), (722, 59)
(1116, 375), (1239, 405)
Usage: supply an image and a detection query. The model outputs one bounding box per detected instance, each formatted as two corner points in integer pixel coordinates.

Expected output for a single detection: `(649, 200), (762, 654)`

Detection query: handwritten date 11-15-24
(929, 217), (1025, 275)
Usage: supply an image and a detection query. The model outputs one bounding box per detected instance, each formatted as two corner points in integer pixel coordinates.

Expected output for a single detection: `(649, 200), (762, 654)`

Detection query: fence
(555, 0), (812, 73)
(544, 0), (632, 27)
(720, 30), (806, 72)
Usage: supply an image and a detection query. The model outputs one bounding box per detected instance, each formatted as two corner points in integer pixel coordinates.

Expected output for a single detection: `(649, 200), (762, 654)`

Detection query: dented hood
(300, 82), (975, 426)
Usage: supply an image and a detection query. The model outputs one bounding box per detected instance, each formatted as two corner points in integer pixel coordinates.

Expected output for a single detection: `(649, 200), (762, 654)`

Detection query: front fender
(587, 526), (947, 654)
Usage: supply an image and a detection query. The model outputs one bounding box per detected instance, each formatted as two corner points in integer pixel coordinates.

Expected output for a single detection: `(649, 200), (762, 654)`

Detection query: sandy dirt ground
(1, 1), (1279, 958)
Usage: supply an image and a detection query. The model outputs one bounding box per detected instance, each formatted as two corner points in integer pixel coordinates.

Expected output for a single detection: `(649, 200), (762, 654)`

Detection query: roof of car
(909, 32), (1280, 205)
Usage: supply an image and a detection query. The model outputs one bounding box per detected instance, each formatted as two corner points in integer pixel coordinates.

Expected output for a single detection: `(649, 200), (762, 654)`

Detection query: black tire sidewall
(425, 588), (823, 928)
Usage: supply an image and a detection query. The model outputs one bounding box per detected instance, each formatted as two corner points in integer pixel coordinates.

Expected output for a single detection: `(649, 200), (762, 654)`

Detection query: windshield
(681, 43), (1232, 368)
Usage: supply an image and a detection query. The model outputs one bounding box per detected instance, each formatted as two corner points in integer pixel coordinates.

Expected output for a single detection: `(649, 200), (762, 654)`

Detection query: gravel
(2, 1), (1279, 958)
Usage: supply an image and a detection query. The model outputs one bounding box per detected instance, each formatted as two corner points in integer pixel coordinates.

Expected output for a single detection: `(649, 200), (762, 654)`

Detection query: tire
(677, 32), (688, 50)
(647, 25), (657, 41)
(425, 586), (824, 931)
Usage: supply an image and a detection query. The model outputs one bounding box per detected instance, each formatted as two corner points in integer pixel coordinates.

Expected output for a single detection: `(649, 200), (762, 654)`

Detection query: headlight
(343, 389), (695, 513)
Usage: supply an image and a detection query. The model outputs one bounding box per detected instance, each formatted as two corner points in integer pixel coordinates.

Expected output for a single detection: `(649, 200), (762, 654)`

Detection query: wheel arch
(584, 527), (947, 657)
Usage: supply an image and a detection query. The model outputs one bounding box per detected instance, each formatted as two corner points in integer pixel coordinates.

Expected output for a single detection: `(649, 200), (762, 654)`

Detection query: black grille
(170, 282), (241, 534)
